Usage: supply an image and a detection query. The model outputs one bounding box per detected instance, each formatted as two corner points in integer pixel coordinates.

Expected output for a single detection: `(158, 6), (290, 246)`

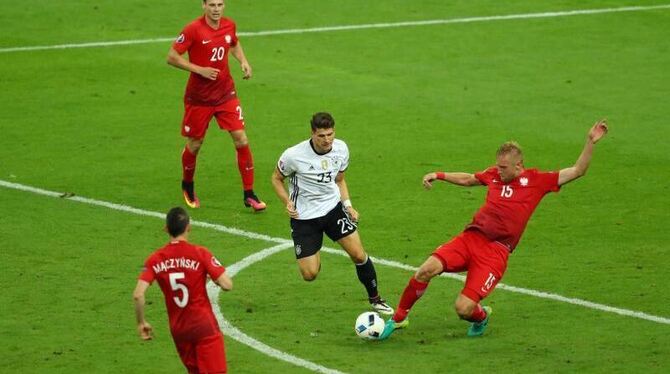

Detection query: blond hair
(496, 141), (523, 159)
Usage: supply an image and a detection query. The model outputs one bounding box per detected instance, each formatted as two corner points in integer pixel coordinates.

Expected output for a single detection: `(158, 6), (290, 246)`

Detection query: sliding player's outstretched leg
(380, 255), (443, 340)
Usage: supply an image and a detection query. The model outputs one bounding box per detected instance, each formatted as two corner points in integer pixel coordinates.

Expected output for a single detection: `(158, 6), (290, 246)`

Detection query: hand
(346, 206), (359, 223)
(137, 321), (153, 340)
(198, 66), (220, 81)
(422, 173), (437, 189)
(588, 119), (608, 144)
(240, 62), (252, 80)
(286, 202), (298, 219)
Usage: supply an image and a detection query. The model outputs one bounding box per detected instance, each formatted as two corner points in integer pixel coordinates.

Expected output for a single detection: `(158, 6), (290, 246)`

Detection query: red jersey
(139, 240), (226, 342)
(173, 16), (239, 106)
(467, 167), (561, 251)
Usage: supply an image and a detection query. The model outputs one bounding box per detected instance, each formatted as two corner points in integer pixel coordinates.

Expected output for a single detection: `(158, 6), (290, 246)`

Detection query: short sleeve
(537, 171), (561, 193)
(474, 167), (497, 185)
(230, 20), (239, 46)
(277, 149), (296, 177)
(201, 247), (226, 280)
(138, 257), (156, 283)
(339, 143), (350, 172)
(172, 25), (194, 54)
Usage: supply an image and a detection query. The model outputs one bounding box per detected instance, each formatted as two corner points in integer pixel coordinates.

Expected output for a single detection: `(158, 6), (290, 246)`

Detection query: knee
(187, 139), (203, 154)
(351, 252), (367, 264)
(233, 134), (249, 148)
(415, 264), (440, 283)
(301, 271), (318, 282)
(454, 301), (475, 319)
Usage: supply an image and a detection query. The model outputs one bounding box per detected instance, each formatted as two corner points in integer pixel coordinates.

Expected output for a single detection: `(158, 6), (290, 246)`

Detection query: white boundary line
(1, 4), (669, 53)
(2, 179), (669, 328)
(325, 250), (670, 325)
(2, 178), (670, 373)
(0, 178), (339, 372)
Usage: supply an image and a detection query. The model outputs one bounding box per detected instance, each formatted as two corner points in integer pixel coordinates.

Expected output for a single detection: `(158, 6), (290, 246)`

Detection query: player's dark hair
(310, 112), (335, 131)
(166, 207), (190, 237)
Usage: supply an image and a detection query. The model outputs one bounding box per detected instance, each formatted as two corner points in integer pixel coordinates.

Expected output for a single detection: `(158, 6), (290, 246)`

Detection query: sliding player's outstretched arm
(558, 119), (609, 186)
(422, 171), (482, 189)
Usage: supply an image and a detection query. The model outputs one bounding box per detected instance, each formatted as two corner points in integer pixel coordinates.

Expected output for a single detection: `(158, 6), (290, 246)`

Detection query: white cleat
(370, 298), (394, 316)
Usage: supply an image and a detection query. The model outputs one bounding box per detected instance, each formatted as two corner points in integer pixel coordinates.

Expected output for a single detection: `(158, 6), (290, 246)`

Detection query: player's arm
(214, 272), (233, 291)
(271, 168), (298, 218)
(422, 172), (482, 189)
(335, 172), (359, 222)
(166, 47), (220, 81)
(230, 42), (252, 79)
(558, 119), (608, 186)
(132, 280), (153, 340)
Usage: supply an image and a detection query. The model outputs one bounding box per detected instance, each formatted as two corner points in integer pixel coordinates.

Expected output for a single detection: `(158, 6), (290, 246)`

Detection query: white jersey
(277, 139), (350, 220)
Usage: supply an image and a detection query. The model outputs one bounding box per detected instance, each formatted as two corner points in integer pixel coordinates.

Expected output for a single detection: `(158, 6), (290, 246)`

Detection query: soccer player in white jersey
(271, 112), (393, 315)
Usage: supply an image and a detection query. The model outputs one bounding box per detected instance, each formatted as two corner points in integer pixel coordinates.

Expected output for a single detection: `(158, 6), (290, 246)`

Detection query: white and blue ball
(354, 311), (385, 340)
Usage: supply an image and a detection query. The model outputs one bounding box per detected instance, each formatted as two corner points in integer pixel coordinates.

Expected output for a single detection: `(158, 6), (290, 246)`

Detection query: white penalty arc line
(0, 178), (339, 373)
(208, 243), (345, 374)
(1, 4), (669, 53)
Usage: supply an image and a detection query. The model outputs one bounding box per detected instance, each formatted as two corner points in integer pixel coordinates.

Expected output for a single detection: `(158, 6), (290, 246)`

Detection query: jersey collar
(309, 139), (332, 155)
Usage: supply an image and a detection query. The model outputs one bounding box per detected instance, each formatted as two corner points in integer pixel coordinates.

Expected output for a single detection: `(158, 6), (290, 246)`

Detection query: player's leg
(297, 253), (321, 281)
(336, 232), (392, 314)
(291, 217), (324, 281)
(228, 129), (265, 211)
(457, 291), (492, 337)
(181, 104), (214, 208)
(454, 292), (485, 320)
(195, 334), (227, 374)
(392, 256), (442, 321)
(458, 233), (509, 336)
(326, 205), (392, 315)
(214, 99), (265, 211)
(395, 235), (469, 322)
(174, 340), (199, 374)
(380, 233), (470, 340)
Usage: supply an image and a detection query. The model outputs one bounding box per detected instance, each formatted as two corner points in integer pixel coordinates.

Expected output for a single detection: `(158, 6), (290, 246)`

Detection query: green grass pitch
(1, 1), (669, 372)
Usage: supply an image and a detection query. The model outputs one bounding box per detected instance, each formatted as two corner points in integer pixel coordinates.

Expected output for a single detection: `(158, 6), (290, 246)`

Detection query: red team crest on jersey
(176, 33), (185, 43)
(211, 257), (223, 267)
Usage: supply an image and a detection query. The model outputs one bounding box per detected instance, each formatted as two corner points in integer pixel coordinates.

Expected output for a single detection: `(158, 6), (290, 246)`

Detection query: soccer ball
(354, 311), (385, 340)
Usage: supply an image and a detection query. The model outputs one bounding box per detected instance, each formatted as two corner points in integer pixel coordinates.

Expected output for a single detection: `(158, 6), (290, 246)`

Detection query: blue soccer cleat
(467, 306), (492, 337)
(378, 317), (409, 340)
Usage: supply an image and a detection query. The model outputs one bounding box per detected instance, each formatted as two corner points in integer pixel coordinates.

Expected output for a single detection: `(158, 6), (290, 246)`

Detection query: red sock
(182, 147), (197, 183)
(467, 304), (487, 322)
(392, 277), (429, 322)
(236, 144), (254, 191)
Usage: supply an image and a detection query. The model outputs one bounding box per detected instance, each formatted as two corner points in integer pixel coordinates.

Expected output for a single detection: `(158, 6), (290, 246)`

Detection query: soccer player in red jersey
(167, 0), (266, 211)
(380, 120), (609, 339)
(133, 207), (233, 373)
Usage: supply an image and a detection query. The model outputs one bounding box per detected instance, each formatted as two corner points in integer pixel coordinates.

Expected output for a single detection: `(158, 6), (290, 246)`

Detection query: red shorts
(432, 229), (510, 302)
(182, 98), (245, 139)
(174, 333), (227, 374)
